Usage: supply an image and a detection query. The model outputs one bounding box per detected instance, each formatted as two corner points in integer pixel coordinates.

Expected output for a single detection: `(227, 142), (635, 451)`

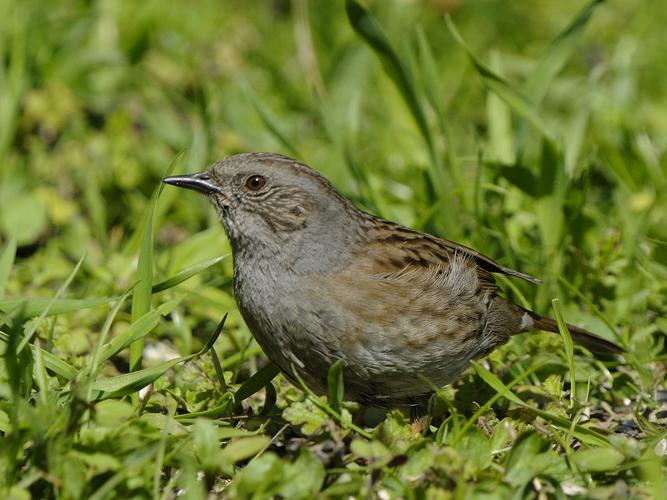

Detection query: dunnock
(163, 153), (622, 408)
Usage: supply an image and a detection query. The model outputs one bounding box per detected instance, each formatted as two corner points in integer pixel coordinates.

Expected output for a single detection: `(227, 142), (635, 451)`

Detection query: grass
(1, 0), (666, 497)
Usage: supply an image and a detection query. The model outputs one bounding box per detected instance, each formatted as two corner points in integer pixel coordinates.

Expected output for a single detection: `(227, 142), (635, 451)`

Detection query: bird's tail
(523, 310), (624, 355)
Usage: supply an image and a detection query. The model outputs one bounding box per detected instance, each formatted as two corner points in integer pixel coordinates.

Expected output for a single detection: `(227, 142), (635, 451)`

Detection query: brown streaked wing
(365, 219), (541, 287)
(360, 235), (498, 293)
(427, 234), (542, 285)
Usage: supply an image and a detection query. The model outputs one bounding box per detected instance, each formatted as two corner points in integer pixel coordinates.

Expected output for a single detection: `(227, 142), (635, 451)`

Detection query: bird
(163, 152), (622, 411)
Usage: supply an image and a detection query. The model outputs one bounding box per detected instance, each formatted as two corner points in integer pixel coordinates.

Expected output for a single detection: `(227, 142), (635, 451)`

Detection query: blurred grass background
(1, 0), (666, 497)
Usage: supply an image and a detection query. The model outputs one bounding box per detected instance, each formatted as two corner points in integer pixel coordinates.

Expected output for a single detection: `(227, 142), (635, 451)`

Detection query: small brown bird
(163, 153), (622, 410)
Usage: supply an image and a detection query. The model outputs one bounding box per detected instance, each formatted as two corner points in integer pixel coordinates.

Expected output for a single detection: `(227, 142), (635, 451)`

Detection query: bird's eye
(245, 175), (267, 191)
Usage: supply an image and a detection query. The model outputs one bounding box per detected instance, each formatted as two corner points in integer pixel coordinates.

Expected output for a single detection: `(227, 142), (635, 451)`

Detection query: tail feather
(529, 313), (624, 355)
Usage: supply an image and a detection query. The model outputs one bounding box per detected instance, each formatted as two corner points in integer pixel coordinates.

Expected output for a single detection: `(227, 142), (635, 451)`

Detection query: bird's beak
(162, 172), (222, 195)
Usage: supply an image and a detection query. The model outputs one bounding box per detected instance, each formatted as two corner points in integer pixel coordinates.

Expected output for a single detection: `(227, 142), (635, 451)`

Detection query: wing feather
(362, 219), (542, 291)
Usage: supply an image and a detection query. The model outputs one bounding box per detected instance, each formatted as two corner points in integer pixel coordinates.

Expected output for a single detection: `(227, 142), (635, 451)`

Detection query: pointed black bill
(162, 172), (221, 194)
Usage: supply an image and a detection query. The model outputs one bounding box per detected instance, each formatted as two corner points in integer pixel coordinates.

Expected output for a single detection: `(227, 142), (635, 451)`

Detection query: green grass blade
(234, 362), (280, 405)
(0, 297), (117, 317)
(218, 436), (272, 464)
(31, 344), (77, 380)
(92, 356), (190, 400)
(259, 381), (277, 417)
(122, 154), (183, 257)
(152, 254), (229, 293)
(471, 362), (608, 446)
(486, 51), (515, 165)
(86, 289), (134, 382)
(3, 305), (32, 403)
(96, 298), (181, 366)
(0, 410), (9, 433)
(93, 312), (224, 400)
(414, 26), (444, 137)
(0, 236), (16, 298)
(0, 253), (216, 320)
(535, 139), (566, 266)
(129, 158), (177, 373)
(346, 0), (435, 161)
(557, 276), (618, 336)
(327, 359), (344, 413)
(82, 169), (108, 247)
(563, 69), (601, 174)
(203, 313), (228, 352)
(525, 0), (604, 104)
(537, 135), (564, 198)
(173, 393), (236, 421)
(451, 362), (542, 445)
(2, 327), (75, 380)
(496, 274), (531, 309)
(551, 299), (577, 408)
(446, 15), (555, 143)
(414, 25), (459, 206)
(130, 188), (157, 372)
(471, 360), (525, 406)
(242, 84), (302, 158)
(292, 368), (372, 439)
(210, 345), (227, 393)
(17, 253), (86, 353)
(32, 339), (48, 406)
(215, 345), (263, 371)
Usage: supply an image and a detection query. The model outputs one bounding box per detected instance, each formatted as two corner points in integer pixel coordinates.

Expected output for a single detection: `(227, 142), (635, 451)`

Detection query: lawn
(1, 0), (666, 498)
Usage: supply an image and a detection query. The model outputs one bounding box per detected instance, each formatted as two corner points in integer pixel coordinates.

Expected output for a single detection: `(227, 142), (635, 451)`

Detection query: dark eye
(245, 175), (266, 191)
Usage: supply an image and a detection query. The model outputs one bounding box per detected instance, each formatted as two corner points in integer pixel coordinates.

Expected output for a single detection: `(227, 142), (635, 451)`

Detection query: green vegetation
(1, 0), (666, 497)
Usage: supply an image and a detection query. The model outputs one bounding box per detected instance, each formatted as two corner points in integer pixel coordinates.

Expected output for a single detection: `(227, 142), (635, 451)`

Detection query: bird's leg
(353, 405), (368, 427)
(409, 404), (429, 436)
